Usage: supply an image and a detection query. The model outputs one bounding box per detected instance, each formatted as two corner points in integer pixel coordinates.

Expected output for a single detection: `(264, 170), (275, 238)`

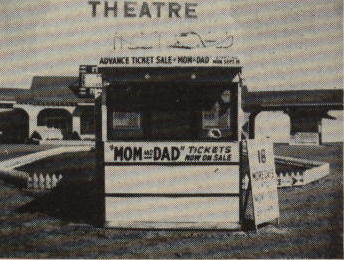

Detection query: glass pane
(113, 112), (141, 129)
(202, 93), (231, 129)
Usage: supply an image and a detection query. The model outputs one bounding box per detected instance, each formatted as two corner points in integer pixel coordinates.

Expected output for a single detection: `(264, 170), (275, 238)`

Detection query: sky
(0, 0), (343, 91)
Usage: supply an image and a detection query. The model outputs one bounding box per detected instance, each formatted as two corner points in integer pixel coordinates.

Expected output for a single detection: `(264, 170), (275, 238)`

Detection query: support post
(318, 118), (322, 145)
(27, 109), (40, 137)
(248, 112), (259, 139)
(72, 115), (81, 136)
(230, 83), (239, 141)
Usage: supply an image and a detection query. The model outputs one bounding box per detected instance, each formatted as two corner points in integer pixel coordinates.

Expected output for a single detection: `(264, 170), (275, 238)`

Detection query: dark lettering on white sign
(88, 1), (198, 18)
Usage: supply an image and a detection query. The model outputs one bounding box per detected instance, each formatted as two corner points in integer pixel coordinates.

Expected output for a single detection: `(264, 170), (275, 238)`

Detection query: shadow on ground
(17, 174), (102, 226)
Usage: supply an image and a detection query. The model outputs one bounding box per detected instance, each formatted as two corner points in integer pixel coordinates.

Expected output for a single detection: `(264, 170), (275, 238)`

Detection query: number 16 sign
(246, 138), (280, 228)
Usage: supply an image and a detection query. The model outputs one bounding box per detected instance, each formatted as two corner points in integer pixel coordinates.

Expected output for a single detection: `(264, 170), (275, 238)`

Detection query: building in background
(0, 65), (342, 144)
(0, 75), (95, 143)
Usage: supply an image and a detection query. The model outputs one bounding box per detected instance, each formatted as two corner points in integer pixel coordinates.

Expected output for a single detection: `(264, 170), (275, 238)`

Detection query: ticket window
(109, 111), (199, 140)
(202, 90), (232, 138)
(107, 85), (238, 141)
(113, 112), (141, 129)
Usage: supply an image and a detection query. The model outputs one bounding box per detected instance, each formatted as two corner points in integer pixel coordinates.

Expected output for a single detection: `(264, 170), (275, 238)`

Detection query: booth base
(104, 221), (241, 230)
(104, 196), (240, 230)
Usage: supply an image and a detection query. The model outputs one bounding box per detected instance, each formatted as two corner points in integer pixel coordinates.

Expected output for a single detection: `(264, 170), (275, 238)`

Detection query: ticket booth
(94, 57), (244, 229)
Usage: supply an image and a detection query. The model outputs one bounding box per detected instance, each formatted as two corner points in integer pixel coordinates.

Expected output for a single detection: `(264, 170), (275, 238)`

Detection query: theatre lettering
(88, 1), (198, 18)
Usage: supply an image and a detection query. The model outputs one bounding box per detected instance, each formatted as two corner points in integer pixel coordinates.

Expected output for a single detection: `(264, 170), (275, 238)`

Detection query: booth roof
(17, 76), (94, 106)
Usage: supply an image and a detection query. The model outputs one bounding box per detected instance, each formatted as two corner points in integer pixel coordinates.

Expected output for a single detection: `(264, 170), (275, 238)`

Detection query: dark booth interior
(99, 66), (241, 142)
(106, 81), (239, 141)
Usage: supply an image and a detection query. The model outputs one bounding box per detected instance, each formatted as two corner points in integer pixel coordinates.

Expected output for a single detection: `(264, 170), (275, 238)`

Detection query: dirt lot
(0, 143), (342, 258)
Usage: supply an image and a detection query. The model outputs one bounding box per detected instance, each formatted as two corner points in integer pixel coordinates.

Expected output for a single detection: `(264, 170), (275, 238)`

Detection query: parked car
(30, 126), (63, 142)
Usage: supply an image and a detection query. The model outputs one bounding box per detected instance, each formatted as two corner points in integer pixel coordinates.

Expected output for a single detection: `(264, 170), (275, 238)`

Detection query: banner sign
(104, 142), (239, 164)
(99, 55), (240, 67)
(246, 139), (280, 226)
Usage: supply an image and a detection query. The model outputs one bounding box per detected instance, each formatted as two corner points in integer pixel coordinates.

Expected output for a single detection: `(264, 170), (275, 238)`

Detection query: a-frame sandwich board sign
(245, 138), (280, 230)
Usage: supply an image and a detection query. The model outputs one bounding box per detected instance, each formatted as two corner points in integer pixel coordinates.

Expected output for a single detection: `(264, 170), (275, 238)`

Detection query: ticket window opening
(106, 83), (238, 141)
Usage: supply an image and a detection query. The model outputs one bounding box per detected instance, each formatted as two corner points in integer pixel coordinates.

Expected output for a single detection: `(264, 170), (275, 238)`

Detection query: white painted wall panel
(105, 165), (239, 194)
(105, 197), (239, 225)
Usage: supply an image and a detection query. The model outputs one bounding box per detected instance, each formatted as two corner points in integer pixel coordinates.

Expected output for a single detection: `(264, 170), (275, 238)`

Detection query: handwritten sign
(246, 139), (280, 226)
(104, 142), (239, 164)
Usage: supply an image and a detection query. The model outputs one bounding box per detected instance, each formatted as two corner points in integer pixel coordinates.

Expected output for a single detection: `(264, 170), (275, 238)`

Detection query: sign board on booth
(98, 55), (240, 67)
(104, 142), (239, 164)
(246, 139), (280, 226)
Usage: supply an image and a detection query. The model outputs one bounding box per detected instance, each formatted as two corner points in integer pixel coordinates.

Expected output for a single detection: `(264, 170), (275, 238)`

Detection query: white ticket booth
(93, 54), (244, 229)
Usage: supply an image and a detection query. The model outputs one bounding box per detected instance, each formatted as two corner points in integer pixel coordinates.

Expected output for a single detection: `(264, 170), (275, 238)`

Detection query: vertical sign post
(246, 139), (280, 230)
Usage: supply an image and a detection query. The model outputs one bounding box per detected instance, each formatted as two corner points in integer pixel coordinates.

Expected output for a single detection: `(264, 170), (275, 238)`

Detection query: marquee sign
(104, 142), (239, 164)
(246, 139), (280, 227)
